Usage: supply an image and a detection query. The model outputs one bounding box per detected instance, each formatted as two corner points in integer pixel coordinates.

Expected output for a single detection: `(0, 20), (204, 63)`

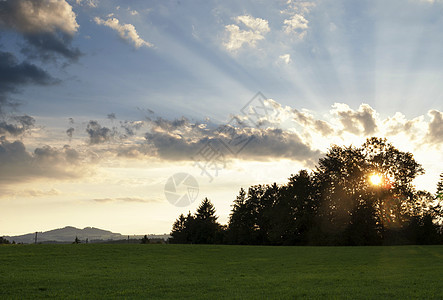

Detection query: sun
(369, 174), (383, 186)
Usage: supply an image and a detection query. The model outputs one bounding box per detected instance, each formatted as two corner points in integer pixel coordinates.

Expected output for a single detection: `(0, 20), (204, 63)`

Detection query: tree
(73, 236), (80, 244)
(227, 185), (276, 245)
(0, 237), (10, 244)
(141, 235), (150, 244)
(312, 138), (426, 245)
(193, 198), (222, 244)
(170, 213), (193, 244)
(431, 173), (443, 230)
(171, 137), (442, 246)
(170, 198), (222, 244)
(275, 170), (317, 245)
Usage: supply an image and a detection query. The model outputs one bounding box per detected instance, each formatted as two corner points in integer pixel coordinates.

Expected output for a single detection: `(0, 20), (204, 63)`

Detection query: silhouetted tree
(277, 170), (317, 245)
(141, 235), (150, 244)
(170, 213), (192, 244)
(227, 184), (277, 245)
(311, 138), (426, 245)
(0, 237), (10, 244)
(171, 137), (442, 246)
(193, 198), (222, 244)
(170, 198), (222, 244)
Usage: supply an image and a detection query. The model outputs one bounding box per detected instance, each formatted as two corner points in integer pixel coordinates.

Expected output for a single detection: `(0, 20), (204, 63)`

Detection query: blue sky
(0, 0), (442, 235)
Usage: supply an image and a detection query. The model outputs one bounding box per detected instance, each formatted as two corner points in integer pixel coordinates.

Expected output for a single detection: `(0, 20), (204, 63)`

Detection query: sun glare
(369, 174), (383, 186)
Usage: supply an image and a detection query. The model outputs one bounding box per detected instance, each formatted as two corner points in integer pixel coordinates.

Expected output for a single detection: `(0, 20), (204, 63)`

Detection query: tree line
(170, 138), (443, 246)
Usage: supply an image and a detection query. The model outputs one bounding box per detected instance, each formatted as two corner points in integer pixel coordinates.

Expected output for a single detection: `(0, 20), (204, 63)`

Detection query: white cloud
(283, 14), (308, 35)
(279, 53), (292, 64)
(94, 17), (153, 48)
(331, 103), (378, 135)
(75, 0), (98, 7)
(93, 197), (159, 203)
(236, 15), (270, 33)
(281, 1), (315, 39)
(425, 109), (443, 144)
(224, 15), (270, 51)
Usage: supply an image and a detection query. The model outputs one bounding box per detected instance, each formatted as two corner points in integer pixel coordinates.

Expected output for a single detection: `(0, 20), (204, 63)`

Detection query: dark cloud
(0, 114), (35, 136)
(120, 120), (145, 137)
(143, 117), (321, 166)
(0, 51), (57, 103)
(20, 32), (82, 62)
(107, 113), (117, 120)
(86, 120), (115, 144)
(66, 127), (75, 141)
(0, 138), (88, 183)
(0, 0), (81, 62)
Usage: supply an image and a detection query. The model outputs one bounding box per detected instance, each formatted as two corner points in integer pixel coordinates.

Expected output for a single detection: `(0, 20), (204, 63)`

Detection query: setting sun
(369, 174), (383, 186)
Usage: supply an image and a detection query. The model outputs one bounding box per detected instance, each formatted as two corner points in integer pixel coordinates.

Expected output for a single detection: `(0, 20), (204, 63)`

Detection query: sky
(0, 0), (442, 236)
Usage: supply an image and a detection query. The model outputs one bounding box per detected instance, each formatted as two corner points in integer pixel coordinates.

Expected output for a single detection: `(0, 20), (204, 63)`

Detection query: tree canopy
(171, 138), (443, 245)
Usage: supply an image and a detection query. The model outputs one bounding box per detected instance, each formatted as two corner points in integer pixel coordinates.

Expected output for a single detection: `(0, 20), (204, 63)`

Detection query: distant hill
(4, 226), (171, 244)
(5, 226), (124, 244)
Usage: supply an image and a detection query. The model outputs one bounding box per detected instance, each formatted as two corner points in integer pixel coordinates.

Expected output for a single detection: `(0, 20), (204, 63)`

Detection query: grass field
(0, 244), (442, 299)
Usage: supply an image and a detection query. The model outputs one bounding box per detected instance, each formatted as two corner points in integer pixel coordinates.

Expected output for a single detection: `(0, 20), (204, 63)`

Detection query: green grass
(0, 244), (442, 299)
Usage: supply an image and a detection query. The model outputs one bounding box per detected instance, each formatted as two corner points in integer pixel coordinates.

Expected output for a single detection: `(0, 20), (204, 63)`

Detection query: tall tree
(170, 198), (222, 244)
(193, 198), (222, 244)
(313, 138), (425, 245)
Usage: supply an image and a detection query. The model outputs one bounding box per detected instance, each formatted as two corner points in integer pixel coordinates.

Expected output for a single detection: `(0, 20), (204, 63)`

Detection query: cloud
(0, 0), (81, 61)
(292, 109), (334, 136)
(0, 0), (78, 35)
(281, 1), (315, 39)
(142, 116), (321, 166)
(75, 0), (98, 7)
(107, 113), (117, 121)
(0, 138), (90, 184)
(0, 51), (57, 104)
(383, 112), (424, 139)
(0, 188), (61, 199)
(224, 15), (270, 51)
(20, 32), (82, 61)
(66, 127), (75, 141)
(279, 54), (292, 64)
(94, 17), (153, 48)
(116, 144), (155, 159)
(331, 103), (378, 135)
(93, 197), (159, 203)
(86, 120), (115, 144)
(57, 101), (441, 167)
(0, 115), (35, 137)
(425, 110), (443, 144)
(283, 14), (309, 38)
(415, 0), (443, 3)
(120, 120), (145, 137)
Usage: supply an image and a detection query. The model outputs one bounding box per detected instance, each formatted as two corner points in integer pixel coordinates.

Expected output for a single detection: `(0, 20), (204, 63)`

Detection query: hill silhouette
(5, 226), (123, 243)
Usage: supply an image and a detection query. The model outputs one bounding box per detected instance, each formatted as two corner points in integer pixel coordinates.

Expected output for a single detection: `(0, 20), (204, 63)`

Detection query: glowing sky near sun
(0, 0), (442, 235)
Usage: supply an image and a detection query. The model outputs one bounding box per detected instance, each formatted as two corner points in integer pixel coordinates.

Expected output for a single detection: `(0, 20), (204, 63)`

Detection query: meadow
(0, 244), (442, 299)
